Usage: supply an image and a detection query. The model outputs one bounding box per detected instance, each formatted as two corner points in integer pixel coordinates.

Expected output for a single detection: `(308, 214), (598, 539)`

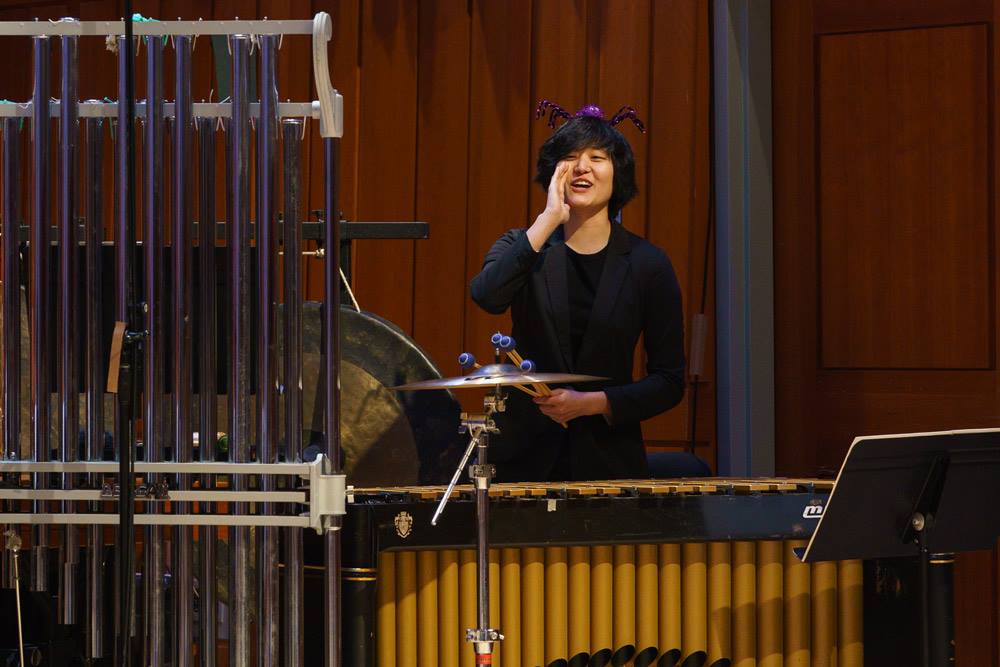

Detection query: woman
(470, 104), (685, 482)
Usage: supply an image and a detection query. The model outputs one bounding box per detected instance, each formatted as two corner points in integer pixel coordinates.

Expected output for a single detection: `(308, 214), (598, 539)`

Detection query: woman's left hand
(533, 389), (610, 424)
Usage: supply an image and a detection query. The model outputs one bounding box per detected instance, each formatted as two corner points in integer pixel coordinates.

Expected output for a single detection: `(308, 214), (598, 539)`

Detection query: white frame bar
(0, 461), (310, 475)
(0, 100), (330, 120)
(0, 513), (311, 528)
(0, 12), (342, 137)
(0, 489), (307, 503)
(0, 455), (347, 533)
(0, 19), (314, 37)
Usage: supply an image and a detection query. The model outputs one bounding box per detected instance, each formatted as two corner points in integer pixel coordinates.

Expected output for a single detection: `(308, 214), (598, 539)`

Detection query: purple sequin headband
(534, 99), (646, 133)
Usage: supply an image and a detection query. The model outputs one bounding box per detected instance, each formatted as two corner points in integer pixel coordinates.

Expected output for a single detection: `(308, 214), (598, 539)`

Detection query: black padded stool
(646, 451), (712, 478)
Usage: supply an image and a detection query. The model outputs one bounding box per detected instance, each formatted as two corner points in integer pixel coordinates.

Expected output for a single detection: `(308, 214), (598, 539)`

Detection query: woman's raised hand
(527, 161), (572, 251)
(543, 161), (572, 225)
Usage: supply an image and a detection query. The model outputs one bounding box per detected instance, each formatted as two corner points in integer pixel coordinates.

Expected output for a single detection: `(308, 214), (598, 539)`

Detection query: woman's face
(561, 146), (614, 213)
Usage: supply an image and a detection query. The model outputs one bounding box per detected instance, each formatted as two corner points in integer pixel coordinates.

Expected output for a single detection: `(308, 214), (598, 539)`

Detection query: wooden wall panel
(0, 0), (714, 458)
(645, 0), (713, 459)
(774, 1), (1000, 663)
(818, 26), (991, 369)
(411, 0), (470, 374)
(588, 0), (651, 238)
(955, 548), (1000, 667)
(528, 0), (587, 220)
(352, 0), (418, 334)
(463, 0), (532, 359)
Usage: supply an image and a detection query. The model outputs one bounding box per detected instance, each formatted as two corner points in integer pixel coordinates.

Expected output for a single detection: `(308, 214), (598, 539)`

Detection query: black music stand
(802, 428), (1000, 667)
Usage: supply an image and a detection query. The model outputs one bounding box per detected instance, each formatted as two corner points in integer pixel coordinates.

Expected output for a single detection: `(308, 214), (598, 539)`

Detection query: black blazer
(470, 223), (685, 481)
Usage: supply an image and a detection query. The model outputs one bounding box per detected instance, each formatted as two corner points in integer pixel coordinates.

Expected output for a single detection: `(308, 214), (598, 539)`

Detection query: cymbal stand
(430, 387), (506, 663)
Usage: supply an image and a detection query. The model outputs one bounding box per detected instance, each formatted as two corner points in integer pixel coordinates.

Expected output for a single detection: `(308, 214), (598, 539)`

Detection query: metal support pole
(196, 114), (218, 667)
(83, 114), (105, 659)
(228, 34), (253, 667)
(29, 35), (51, 594)
(143, 33), (166, 667)
(257, 33), (281, 667)
(463, 398), (503, 662)
(113, 35), (137, 657)
(113, 21), (142, 664)
(173, 34), (195, 667)
(472, 435), (493, 659)
(58, 32), (80, 627)
(323, 135), (343, 667)
(281, 117), (305, 667)
(919, 543), (956, 667)
(1, 116), (20, 597)
(2, 118), (21, 481)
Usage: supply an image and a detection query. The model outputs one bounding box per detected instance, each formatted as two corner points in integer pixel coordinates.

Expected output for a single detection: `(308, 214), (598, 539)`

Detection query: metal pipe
(196, 114), (218, 667)
(2, 117), (21, 543)
(1, 116), (20, 595)
(58, 32), (80, 627)
(476, 437), (490, 634)
(281, 117), (305, 667)
(257, 33), (281, 667)
(113, 21), (143, 663)
(2, 116), (21, 473)
(112, 35), (132, 651)
(29, 35), (51, 594)
(83, 114), (105, 659)
(228, 34), (253, 667)
(173, 34), (195, 667)
(143, 34), (166, 667)
(323, 136), (343, 667)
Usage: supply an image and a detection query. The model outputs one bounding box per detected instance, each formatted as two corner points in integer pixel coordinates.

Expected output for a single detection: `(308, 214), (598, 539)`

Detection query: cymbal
(392, 363), (606, 391)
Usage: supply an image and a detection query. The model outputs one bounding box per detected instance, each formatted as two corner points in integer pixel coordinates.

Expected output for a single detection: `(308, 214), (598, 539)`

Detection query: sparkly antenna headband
(534, 99), (647, 133)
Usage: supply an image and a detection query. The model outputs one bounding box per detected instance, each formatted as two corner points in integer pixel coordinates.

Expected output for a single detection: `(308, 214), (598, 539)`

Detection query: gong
(299, 303), (464, 486)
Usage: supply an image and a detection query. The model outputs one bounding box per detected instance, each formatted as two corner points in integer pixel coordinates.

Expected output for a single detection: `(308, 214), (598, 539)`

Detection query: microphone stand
(111, 3), (143, 664)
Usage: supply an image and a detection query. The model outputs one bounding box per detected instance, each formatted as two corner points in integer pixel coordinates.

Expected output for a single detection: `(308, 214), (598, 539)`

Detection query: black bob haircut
(535, 115), (638, 219)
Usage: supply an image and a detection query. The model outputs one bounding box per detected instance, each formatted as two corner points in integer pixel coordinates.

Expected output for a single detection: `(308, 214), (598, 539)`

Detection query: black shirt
(566, 245), (608, 364)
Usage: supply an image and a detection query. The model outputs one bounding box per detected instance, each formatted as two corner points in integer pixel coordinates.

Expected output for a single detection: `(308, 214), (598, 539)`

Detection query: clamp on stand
(431, 387), (506, 663)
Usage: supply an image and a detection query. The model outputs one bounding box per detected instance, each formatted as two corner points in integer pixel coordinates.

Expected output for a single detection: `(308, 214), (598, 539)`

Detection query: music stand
(802, 428), (1000, 667)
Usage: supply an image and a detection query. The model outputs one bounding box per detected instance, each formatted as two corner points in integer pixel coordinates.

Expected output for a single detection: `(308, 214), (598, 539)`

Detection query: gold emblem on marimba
(394, 511), (414, 538)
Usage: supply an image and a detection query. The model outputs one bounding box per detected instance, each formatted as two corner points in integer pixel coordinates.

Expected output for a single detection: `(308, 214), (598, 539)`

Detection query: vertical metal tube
(114, 37), (129, 658)
(29, 35), (51, 594)
(196, 115), (218, 667)
(1, 116), (21, 596)
(58, 32), (80, 627)
(219, 114), (234, 660)
(143, 34), (166, 667)
(2, 119), (21, 479)
(83, 113), (105, 659)
(228, 34), (253, 667)
(281, 117), (305, 667)
(323, 135), (343, 667)
(114, 27), (142, 665)
(257, 34), (281, 667)
(173, 34), (194, 667)
(112, 35), (132, 650)
(476, 439), (490, 633)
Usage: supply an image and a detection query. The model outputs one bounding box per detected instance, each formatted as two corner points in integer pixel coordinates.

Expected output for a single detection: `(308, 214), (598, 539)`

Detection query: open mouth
(570, 179), (592, 191)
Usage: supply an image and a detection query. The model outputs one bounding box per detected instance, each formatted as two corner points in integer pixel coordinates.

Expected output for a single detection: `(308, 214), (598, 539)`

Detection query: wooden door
(773, 1), (1000, 663)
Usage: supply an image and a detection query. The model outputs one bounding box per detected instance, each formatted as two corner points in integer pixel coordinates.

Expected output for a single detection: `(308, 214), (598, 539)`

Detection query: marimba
(329, 478), (866, 667)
